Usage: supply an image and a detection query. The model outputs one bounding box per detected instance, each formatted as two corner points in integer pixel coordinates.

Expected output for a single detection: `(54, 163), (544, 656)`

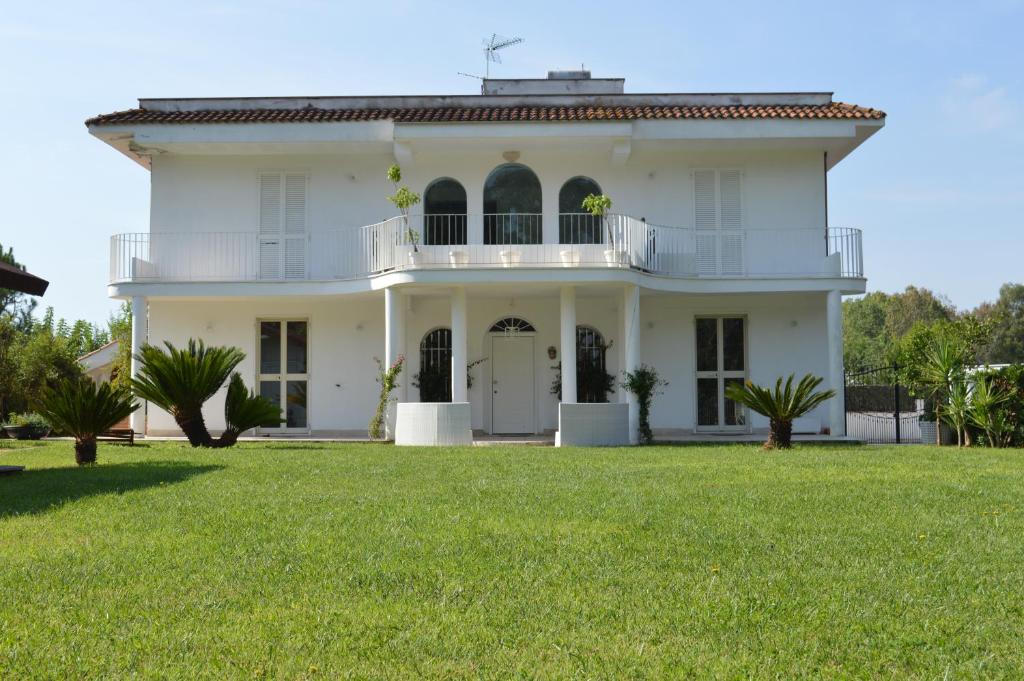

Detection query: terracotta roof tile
(87, 102), (885, 126)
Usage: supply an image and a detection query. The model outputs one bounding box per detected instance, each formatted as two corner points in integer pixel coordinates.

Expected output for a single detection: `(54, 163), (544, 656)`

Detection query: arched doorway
(417, 328), (452, 402)
(488, 316), (537, 433)
(559, 176), (603, 244)
(483, 163), (542, 245)
(423, 178), (467, 245)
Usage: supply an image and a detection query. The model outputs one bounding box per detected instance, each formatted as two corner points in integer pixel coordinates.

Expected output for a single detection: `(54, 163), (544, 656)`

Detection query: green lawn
(1, 441), (1023, 679)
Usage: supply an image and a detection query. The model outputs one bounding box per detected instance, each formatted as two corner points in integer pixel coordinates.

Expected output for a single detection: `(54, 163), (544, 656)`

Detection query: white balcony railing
(109, 215), (863, 284)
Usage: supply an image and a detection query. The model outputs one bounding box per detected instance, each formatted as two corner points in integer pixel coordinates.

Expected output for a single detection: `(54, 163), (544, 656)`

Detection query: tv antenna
(482, 33), (523, 78)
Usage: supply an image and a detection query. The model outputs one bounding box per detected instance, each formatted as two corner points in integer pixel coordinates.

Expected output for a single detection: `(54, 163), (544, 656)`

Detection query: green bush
(38, 379), (136, 465)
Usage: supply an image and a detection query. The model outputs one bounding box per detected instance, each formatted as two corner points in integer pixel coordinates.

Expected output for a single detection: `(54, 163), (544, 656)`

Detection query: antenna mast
(483, 33), (524, 78)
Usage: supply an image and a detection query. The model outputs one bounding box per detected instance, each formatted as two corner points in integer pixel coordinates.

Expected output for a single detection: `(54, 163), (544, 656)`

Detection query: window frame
(694, 315), (749, 432)
(255, 317), (311, 433)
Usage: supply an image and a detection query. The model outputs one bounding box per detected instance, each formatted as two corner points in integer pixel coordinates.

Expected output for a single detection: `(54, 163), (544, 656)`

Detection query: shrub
(369, 355), (404, 440)
(132, 340), (281, 447)
(38, 379), (136, 464)
(621, 365), (667, 444)
(725, 374), (835, 450)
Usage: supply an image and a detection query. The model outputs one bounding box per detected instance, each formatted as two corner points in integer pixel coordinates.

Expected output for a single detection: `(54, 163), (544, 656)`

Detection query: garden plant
(724, 373), (835, 449)
(37, 378), (136, 464)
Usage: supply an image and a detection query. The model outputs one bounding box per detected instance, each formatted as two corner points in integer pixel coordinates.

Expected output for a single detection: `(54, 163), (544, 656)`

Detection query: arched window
(418, 328), (452, 402)
(576, 326), (612, 403)
(559, 176), (603, 244)
(483, 163), (542, 245)
(423, 178), (467, 245)
(488, 317), (536, 335)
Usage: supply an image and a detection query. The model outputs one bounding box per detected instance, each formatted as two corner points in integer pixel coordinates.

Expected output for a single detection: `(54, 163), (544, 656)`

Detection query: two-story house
(87, 71), (883, 444)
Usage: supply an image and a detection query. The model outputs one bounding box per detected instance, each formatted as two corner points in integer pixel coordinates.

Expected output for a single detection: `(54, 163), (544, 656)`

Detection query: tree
(843, 286), (953, 370)
(976, 283), (1024, 364)
(915, 337), (969, 446)
(132, 339), (282, 447)
(106, 302), (133, 390)
(38, 378), (136, 465)
(724, 374), (835, 449)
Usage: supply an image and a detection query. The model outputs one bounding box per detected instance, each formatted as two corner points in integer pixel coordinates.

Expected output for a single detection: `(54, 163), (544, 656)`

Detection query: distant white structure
(87, 71), (885, 443)
(79, 340), (119, 384)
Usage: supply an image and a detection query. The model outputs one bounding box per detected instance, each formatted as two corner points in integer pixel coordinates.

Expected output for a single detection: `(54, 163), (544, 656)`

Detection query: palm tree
(725, 374), (835, 449)
(918, 337), (967, 446)
(131, 340), (242, 446)
(130, 339), (280, 447)
(38, 379), (136, 465)
(219, 373), (284, 447)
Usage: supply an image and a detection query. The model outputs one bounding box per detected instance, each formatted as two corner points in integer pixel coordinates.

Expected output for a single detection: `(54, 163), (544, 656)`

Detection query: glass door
(695, 316), (747, 431)
(258, 320), (309, 432)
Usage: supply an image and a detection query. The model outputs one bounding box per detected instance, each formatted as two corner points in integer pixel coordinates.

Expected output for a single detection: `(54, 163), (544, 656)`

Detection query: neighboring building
(79, 340), (120, 383)
(87, 71), (884, 441)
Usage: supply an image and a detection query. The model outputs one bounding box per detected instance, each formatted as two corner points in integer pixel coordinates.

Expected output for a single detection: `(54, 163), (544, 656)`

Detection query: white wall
(144, 289), (830, 437)
(640, 291), (830, 432)
(149, 147), (826, 236)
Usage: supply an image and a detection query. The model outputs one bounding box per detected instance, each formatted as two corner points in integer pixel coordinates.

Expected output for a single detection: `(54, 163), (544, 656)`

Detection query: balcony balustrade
(109, 214), (863, 284)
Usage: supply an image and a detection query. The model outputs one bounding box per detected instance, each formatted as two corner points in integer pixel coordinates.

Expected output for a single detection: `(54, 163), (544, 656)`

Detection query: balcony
(109, 215), (863, 284)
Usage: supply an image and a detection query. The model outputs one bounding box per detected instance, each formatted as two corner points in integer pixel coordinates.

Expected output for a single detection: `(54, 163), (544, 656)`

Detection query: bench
(97, 428), (135, 445)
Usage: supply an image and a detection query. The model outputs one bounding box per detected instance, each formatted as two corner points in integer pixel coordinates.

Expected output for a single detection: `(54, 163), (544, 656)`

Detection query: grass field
(1, 440), (1023, 679)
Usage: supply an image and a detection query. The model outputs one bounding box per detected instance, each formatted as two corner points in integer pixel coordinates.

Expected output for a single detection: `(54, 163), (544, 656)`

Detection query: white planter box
(557, 402), (630, 446)
(395, 402), (473, 446)
(449, 250), (469, 267)
(560, 250), (581, 267)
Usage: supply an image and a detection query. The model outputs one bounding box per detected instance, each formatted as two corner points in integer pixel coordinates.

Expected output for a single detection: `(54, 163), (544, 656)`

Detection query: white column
(129, 295), (147, 435)
(384, 288), (406, 402)
(559, 286), (577, 404)
(451, 287), (468, 403)
(826, 289), (846, 437)
(623, 284), (641, 444)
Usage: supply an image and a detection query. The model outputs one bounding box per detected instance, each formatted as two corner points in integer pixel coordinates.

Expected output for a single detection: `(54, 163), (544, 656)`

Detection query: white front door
(491, 335), (534, 434)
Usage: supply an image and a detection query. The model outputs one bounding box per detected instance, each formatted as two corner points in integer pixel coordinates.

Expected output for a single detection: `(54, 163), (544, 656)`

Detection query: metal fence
(845, 363), (921, 443)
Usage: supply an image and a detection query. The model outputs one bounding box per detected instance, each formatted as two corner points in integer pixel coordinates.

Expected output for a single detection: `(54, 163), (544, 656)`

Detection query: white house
(87, 71), (884, 443)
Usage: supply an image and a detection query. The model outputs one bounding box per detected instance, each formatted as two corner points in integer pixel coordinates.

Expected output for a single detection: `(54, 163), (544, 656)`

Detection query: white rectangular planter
(395, 402), (473, 446)
(557, 402), (630, 447)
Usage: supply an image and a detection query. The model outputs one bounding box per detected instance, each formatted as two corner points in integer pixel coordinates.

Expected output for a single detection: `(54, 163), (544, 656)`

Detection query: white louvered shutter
(718, 170), (743, 274)
(694, 170), (718, 274)
(693, 169), (743, 275)
(283, 174), (307, 279)
(259, 173), (283, 280)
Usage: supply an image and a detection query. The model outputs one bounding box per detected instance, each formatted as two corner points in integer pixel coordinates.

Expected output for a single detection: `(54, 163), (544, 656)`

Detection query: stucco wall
(144, 290), (829, 437)
(149, 147), (826, 236)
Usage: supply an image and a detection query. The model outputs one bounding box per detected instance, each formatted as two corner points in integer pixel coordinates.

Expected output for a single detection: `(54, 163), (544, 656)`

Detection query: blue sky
(1, 0), (1021, 324)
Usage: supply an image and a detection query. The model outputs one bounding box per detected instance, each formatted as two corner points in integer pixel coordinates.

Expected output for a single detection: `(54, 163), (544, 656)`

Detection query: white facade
(89, 74), (884, 440)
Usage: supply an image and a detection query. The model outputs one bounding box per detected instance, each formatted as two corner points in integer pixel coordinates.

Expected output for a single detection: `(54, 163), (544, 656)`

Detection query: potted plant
(559, 249), (581, 267)
(582, 193), (617, 265)
(386, 164), (422, 266)
(499, 249), (522, 267)
(2, 412), (51, 440)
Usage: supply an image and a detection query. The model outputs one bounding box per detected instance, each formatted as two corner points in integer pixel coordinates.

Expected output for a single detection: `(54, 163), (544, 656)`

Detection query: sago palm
(724, 373), (835, 449)
(131, 340), (245, 447)
(38, 379), (136, 465)
(219, 373), (284, 447)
